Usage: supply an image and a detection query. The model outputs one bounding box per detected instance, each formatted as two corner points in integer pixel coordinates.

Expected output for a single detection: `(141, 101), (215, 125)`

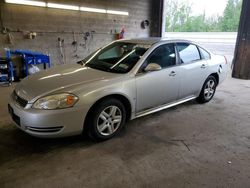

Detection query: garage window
(177, 43), (201, 64)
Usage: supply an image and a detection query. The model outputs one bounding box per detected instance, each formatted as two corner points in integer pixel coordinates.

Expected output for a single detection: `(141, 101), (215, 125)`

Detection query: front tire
(86, 98), (126, 141)
(197, 76), (217, 103)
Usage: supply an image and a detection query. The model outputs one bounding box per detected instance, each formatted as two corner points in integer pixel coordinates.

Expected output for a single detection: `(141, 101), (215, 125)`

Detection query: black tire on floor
(85, 98), (126, 141)
(197, 75), (217, 104)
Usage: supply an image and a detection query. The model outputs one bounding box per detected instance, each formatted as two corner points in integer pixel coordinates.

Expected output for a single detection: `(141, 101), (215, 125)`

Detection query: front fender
(73, 77), (136, 119)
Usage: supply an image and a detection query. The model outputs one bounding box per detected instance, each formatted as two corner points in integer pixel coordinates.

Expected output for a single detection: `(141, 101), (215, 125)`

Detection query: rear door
(176, 43), (209, 99)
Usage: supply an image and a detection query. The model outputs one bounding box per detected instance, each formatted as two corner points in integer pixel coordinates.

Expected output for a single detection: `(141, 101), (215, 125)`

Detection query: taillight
(224, 56), (228, 64)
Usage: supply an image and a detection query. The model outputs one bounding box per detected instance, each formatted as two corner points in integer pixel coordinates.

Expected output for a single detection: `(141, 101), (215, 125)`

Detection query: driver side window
(141, 43), (176, 71)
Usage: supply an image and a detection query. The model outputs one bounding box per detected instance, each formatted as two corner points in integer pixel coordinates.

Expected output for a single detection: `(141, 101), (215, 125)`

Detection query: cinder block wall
(0, 0), (161, 66)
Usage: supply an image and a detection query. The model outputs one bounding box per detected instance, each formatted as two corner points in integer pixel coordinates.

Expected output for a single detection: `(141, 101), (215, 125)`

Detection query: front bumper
(8, 95), (88, 138)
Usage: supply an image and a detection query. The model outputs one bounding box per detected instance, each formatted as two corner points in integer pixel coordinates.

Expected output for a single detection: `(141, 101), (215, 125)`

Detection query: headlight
(33, 93), (78, 110)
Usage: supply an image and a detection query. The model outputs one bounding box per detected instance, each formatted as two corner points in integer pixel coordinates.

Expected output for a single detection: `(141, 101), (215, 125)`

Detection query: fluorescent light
(5, 1), (130, 15)
(47, 3), (79, 11)
(5, 0), (46, 7)
(80, 7), (106, 13)
(107, 10), (129, 16)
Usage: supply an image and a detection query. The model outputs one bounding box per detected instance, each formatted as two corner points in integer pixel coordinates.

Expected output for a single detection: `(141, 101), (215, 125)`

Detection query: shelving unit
(5, 49), (51, 80)
(0, 58), (12, 85)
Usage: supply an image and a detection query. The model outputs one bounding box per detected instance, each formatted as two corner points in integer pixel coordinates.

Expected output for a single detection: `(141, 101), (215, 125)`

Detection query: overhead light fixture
(107, 10), (129, 16)
(47, 3), (79, 11)
(5, 0), (46, 7)
(80, 7), (106, 14)
(5, 1), (129, 16)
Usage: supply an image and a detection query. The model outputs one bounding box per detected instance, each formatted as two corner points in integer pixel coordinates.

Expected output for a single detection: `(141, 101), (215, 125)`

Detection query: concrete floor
(0, 76), (250, 188)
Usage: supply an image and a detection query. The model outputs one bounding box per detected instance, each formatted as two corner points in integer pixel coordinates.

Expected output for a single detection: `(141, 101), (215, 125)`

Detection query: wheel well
(85, 94), (132, 125)
(210, 73), (219, 84)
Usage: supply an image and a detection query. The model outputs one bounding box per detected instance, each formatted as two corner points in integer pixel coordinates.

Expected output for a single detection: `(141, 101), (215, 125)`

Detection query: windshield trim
(84, 49), (101, 65)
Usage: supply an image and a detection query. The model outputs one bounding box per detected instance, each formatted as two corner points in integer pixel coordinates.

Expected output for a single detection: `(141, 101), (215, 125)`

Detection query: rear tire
(85, 98), (126, 141)
(197, 76), (217, 103)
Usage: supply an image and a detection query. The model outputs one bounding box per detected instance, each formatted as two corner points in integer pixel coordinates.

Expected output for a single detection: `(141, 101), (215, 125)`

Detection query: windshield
(79, 42), (149, 73)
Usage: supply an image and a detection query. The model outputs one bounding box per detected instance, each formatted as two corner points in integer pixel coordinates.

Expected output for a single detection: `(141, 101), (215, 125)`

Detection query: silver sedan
(8, 38), (228, 140)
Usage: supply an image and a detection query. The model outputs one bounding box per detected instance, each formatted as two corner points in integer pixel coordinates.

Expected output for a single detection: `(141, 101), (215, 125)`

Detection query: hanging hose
(58, 37), (65, 64)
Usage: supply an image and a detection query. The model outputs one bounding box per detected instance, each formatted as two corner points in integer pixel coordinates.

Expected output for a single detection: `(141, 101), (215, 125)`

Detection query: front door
(135, 43), (180, 113)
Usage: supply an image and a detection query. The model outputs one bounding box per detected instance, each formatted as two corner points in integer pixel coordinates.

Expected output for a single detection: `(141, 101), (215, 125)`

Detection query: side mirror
(144, 63), (162, 72)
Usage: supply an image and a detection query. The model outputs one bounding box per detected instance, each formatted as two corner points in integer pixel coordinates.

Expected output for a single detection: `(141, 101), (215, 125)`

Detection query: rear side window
(176, 43), (201, 64)
(198, 47), (211, 60)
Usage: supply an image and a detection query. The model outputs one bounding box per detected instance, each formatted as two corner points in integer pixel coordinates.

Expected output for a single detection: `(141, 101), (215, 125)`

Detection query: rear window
(176, 43), (201, 64)
(198, 47), (211, 60)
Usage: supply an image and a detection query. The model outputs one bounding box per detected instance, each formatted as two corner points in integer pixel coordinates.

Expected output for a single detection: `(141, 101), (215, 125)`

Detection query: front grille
(13, 91), (28, 108)
(26, 126), (63, 133)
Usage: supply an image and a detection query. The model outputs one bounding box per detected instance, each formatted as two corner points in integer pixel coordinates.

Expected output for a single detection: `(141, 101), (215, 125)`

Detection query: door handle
(169, 71), (176, 76)
(201, 64), (207, 68)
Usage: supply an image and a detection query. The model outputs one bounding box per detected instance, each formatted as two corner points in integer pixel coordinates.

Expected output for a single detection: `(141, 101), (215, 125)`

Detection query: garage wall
(0, 0), (162, 66)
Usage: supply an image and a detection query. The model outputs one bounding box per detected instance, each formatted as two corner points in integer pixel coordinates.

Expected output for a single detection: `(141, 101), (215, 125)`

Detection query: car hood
(15, 64), (120, 102)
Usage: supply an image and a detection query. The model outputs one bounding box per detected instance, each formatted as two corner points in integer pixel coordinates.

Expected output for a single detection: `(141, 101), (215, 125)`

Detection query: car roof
(120, 37), (193, 45)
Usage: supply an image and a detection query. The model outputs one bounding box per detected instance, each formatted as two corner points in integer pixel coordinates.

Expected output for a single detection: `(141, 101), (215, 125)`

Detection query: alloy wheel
(204, 79), (215, 100)
(97, 106), (122, 136)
